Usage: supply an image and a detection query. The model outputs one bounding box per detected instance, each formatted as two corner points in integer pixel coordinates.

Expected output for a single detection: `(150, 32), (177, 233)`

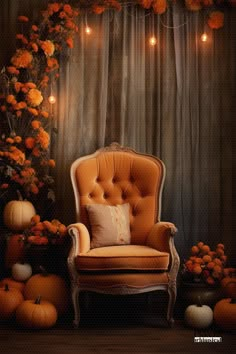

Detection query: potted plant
(180, 242), (227, 307)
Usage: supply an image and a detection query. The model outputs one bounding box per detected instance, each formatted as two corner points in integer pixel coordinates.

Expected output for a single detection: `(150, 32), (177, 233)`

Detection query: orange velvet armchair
(67, 143), (180, 327)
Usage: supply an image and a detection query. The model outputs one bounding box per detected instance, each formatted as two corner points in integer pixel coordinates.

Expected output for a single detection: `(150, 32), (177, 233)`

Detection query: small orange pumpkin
(24, 269), (70, 316)
(0, 284), (24, 320)
(4, 234), (25, 269)
(0, 278), (25, 293)
(214, 298), (236, 331)
(221, 270), (236, 298)
(16, 295), (57, 329)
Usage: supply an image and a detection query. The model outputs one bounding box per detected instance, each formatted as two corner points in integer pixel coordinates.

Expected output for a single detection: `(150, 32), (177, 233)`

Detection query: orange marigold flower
(18, 101), (27, 109)
(11, 49), (33, 68)
(27, 88), (43, 107)
(16, 110), (22, 117)
(66, 37), (74, 48)
(92, 5), (106, 14)
(207, 11), (224, 29)
(54, 24), (61, 32)
(152, 0), (167, 14)
(36, 128), (50, 149)
(14, 82), (23, 92)
(31, 43), (38, 52)
(48, 2), (61, 14)
(14, 136), (22, 143)
(32, 147), (40, 157)
(30, 184), (39, 194)
(31, 120), (41, 129)
(31, 214), (41, 225)
(21, 167), (35, 177)
(24, 159), (31, 166)
(46, 57), (59, 71)
(25, 82), (37, 89)
(8, 147), (25, 165)
(41, 40), (55, 57)
(28, 107), (39, 116)
(21, 87), (29, 94)
(7, 66), (20, 75)
(63, 4), (73, 15)
(6, 137), (14, 144)
(6, 94), (15, 104)
(31, 43), (39, 53)
(32, 25), (39, 31)
(65, 20), (75, 29)
(185, 0), (202, 11)
(59, 11), (66, 19)
(48, 159), (56, 168)
(17, 15), (29, 22)
(25, 137), (35, 149)
(40, 110), (49, 118)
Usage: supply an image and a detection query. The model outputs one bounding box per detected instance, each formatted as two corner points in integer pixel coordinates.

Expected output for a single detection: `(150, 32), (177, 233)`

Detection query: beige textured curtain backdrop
(0, 1), (235, 262)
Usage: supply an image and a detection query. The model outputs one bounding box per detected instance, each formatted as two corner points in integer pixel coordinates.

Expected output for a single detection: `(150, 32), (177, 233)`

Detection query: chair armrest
(67, 222), (91, 256)
(146, 222), (177, 253)
(67, 223), (91, 285)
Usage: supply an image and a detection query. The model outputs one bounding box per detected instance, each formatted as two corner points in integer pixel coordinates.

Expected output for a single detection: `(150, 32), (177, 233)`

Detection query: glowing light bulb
(201, 33), (208, 42)
(85, 26), (92, 35)
(48, 95), (56, 104)
(149, 36), (157, 46)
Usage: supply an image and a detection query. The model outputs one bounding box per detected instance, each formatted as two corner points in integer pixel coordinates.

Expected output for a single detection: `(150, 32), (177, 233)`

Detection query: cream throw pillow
(86, 203), (131, 249)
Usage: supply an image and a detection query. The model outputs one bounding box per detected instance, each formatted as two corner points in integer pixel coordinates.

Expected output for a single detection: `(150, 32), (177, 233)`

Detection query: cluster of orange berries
(182, 242), (227, 285)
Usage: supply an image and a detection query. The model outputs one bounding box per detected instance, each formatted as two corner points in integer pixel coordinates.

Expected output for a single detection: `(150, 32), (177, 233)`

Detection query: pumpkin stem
(39, 265), (48, 276)
(16, 190), (23, 201)
(196, 295), (202, 307)
(4, 284), (9, 292)
(35, 295), (42, 304)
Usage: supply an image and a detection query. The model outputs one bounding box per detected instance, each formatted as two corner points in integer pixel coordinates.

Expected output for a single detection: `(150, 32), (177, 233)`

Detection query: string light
(85, 12), (91, 35)
(48, 95), (56, 104)
(85, 26), (92, 34)
(201, 33), (208, 42)
(149, 36), (157, 46)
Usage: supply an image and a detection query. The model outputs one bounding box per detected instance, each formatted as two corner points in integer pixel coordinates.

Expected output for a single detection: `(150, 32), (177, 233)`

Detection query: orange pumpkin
(0, 277), (25, 293)
(221, 278), (236, 298)
(0, 284), (24, 320)
(214, 298), (236, 331)
(3, 200), (36, 231)
(4, 234), (25, 269)
(16, 295), (57, 329)
(24, 270), (70, 316)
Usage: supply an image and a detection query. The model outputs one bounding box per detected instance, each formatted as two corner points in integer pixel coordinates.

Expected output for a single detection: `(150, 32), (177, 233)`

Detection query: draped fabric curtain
(0, 1), (235, 262)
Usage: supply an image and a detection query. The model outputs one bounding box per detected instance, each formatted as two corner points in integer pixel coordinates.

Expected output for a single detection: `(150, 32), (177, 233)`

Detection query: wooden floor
(0, 294), (235, 354)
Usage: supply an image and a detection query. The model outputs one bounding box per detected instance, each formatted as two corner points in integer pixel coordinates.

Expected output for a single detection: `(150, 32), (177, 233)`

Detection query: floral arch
(0, 0), (233, 217)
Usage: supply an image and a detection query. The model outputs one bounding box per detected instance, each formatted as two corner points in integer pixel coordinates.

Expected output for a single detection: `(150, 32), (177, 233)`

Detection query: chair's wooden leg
(71, 285), (80, 328)
(167, 283), (176, 327)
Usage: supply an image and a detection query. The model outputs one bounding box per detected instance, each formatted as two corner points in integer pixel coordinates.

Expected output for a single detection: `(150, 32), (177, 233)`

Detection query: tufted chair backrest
(71, 144), (165, 245)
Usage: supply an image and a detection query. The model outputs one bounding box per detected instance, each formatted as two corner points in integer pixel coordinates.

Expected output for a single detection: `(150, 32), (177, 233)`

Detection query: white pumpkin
(12, 263), (32, 282)
(3, 200), (36, 231)
(185, 300), (213, 329)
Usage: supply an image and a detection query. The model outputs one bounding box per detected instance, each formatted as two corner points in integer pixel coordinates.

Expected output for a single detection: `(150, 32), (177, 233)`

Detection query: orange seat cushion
(76, 245), (169, 272)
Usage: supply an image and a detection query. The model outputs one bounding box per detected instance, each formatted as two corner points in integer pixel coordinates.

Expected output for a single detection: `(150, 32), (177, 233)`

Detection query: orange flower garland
(0, 0), (230, 211)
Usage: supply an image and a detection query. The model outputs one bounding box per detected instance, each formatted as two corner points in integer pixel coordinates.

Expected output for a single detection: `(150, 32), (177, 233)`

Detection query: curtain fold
(0, 1), (235, 263)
